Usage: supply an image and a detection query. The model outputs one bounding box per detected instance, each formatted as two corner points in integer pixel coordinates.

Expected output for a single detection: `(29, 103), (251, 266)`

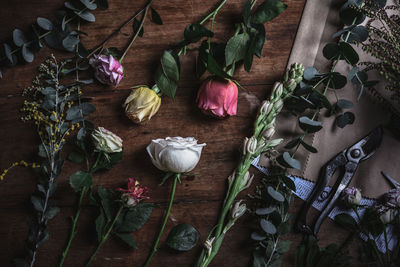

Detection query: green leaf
(276, 240), (291, 254)
(45, 206), (60, 220)
(116, 203), (154, 232)
(150, 7), (163, 25)
(284, 138), (301, 149)
(37, 17), (53, 31)
(299, 116), (322, 133)
(133, 18), (144, 37)
(69, 171), (93, 192)
(339, 1), (365, 25)
(67, 151), (85, 163)
(280, 175), (296, 191)
(62, 35), (80, 52)
(166, 223), (199, 251)
(243, 0), (251, 25)
(22, 44), (34, 63)
(207, 54), (232, 79)
(31, 195), (44, 212)
(184, 24), (213, 43)
(337, 99), (354, 109)
(251, 24), (266, 58)
(322, 43), (340, 60)
(251, 231), (267, 241)
(256, 207), (276, 215)
(336, 112), (355, 128)
(277, 152), (301, 170)
(155, 51), (180, 98)
(347, 25), (368, 43)
(97, 186), (114, 221)
(115, 233), (138, 249)
(251, 0), (287, 24)
(95, 0), (108, 10)
(13, 29), (27, 47)
(65, 2), (79, 11)
(334, 213), (357, 230)
(303, 67), (320, 81)
(4, 43), (14, 65)
(95, 209), (106, 242)
(74, 10), (95, 22)
(225, 32), (250, 66)
(80, 0), (97, 10)
(260, 219), (277, 234)
(338, 42), (359, 65)
(277, 222), (291, 235)
(66, 102), (96, 121)
(300, 139), (318, 153)
(267, 186), (285, 202)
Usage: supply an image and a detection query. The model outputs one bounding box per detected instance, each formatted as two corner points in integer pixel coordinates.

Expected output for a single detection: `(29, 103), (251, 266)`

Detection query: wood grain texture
(0, 1), (361, 267)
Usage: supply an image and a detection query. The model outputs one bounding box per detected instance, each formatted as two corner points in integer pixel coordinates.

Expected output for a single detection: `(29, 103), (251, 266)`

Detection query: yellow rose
(123, 86), (161, 123)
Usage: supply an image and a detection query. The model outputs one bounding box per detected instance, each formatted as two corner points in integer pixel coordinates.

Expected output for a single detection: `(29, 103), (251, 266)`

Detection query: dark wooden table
(0, 1), (355, 266)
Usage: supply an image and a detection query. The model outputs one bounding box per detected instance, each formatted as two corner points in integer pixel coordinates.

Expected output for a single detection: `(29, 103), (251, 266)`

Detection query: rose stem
(119, 0), (154, 63)
(85, 205), (124, 267)
(58, 153), (101, 267)
(143, 173), (180, 267)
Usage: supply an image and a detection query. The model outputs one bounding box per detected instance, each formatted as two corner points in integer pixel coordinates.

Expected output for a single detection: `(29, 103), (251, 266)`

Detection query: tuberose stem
(85, 205), (124, 267)
(143, 173), (180, 267)
(58, 187), (87, 267)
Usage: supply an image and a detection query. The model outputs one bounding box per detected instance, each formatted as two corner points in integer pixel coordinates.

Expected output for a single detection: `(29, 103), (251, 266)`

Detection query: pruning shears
(295, 127), (383, 236)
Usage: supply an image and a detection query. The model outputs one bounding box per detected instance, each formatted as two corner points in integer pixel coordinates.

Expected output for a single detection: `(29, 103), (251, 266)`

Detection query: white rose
(91, 127), (123, 153)
(146, 136), (206, 173)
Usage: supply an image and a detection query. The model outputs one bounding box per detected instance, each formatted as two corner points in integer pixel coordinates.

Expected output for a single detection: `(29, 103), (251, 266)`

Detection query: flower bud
(273, 99), (284, 113)
(376, 204), (395, 224)
(204, 237), (215, 257)
(230, 200), (247, 220)
(263, 127), (275, 139)
(91, 127), (123, 153)
(239, 171), (254, 191)
(284, 78), (297, 92)
(117, 178), (149, 207)
(123, 86), (161, 124)
(245, 136), (258, 154)
(341, 187), (362, 206)
(259, 100), (273, 115)
(383, 188), (400, 208)
(89, 54), (124, 86)
(266, 138), (283, 148)
(197, 77), (238, 118)
(271, 82), (284, 100)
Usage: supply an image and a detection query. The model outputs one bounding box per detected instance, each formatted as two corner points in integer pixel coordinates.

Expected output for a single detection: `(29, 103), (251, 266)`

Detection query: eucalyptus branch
(195, 63), (304, 267)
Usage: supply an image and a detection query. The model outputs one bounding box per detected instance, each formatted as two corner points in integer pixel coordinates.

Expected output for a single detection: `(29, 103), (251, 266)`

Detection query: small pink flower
(89, 54), (124, 86)
(341, 187), (362, 206)
(117, 178), (149, 207)
(196, 77), (238, 118)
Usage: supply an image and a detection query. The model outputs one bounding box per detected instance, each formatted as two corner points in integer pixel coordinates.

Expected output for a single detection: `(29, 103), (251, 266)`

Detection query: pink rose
(196, 77), (238, 118)
(89, 54), (124, 86)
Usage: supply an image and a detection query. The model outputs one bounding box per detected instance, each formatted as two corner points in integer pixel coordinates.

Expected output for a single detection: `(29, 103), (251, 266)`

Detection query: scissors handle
(295, 153), (347, 234)
(313, 161), (358, 235)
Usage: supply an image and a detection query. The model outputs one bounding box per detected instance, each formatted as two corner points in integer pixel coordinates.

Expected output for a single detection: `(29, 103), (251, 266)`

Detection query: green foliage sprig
(278, 0), (380, 170)
(250, 166), (295, 267)
(59, 135), (123, 267)
(359, 0), (400, 102)
(12, 55), (96, 267)
(151, 0), (287, 99)
(0, 0), (110, 78)
(195, 63), (304, 267)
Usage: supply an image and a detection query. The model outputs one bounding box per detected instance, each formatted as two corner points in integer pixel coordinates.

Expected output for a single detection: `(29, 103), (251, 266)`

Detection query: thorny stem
(120, 0), (153, 62)
(143, 174), (180, 267)
(85, 205), (124, 267)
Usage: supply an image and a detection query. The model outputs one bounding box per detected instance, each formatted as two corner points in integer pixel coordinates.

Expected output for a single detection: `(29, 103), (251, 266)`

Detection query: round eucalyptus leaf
(277, 152), (302, 170)
(166, 223), (199, 251)
(22, 44), (34, 63)
(65, 1), (79, 11)
(74, 10), (96, 22)
(336, 112), (355, 128)
(299, 116), (322, 133)
(260, 219), (277, 235)
(13, 29), (27, 47)
(322, 43), (339, 60)
(338, 42), (359, 65)
(327, 72), (347, 89)
(339, 1), (365, 25)
(62, 35), (80, 52)
(337, 99), (354, 109)
(256, 207), (276, 215)
(303, 67), (320, 81)
(3, 43), (16, 65)
(347, 25), (368, 43)
(267, 186), (285, 202)
(80, 0), (97, 10)
(37, 17), (53, 31)
(251, 232), (267, 241)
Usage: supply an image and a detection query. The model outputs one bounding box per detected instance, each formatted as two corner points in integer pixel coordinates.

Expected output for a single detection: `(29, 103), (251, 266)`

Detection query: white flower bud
(266, 138), (283, 148)
(239, 171), (254, 191)
(230, 200), (247, 220)
(263, 127), (275, 139)
(271, 82), (284, 100)
(227, 171), (236, 188)
(259, 100), (273, 115)
(204, 237), (215, 257)
(91, 127), (123, 153)
(246, 136), (258, 154)
(273, 99), (284, 113)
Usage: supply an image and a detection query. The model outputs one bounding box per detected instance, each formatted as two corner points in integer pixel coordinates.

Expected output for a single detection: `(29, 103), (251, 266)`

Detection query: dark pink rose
(89, 54), (124, 86)
(196, 77), (238, 118)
